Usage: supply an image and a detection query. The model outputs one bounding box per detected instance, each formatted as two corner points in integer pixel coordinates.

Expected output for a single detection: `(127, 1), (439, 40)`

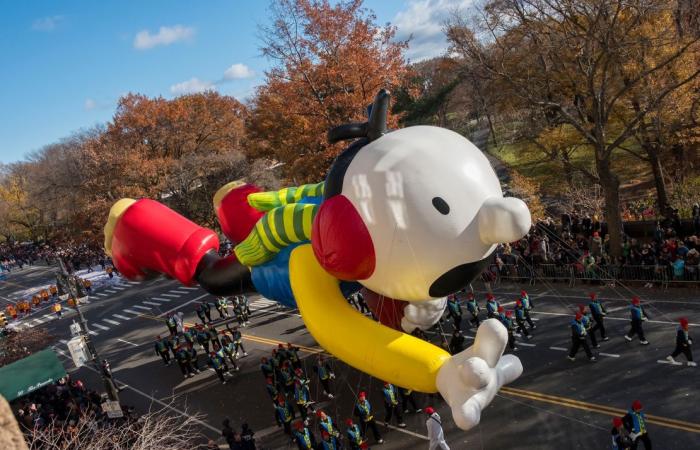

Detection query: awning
(0, 348), (67, 401)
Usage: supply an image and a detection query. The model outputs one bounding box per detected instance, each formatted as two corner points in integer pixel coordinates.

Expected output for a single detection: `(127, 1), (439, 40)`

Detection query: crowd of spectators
(490, 204), (700, 284)
(0, 241), (109, 274)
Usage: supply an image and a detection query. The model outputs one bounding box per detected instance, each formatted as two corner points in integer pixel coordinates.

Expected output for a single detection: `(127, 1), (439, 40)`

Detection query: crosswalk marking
(93, 323), (110, 331)
(88, 330), (98, 336)
(181, 287), (199, 290)
(152, 297), (171, 302)
(113, 314), (132, 320)
(42, 314), (55, 320)
(132, 305), (152, 311)
(112, 286), (126, 291)
(162, 293), (180, 298)
(33, 318), (45, 325)
(143, 301), (161, 306)
(518, 342), (536, 347)
(59, 339), (68, 344)
(104, 290), (117, 294)
(599, 352), (620, 358)
(171, 290), (189, 294)
(122, 309), (141, 315)
(549, 346), (567, 351)
(96, 293), (108, 297)
(103, 319), (121, 325)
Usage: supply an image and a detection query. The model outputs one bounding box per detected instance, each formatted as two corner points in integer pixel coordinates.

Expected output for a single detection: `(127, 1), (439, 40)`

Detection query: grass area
(487, 140), (653, 198)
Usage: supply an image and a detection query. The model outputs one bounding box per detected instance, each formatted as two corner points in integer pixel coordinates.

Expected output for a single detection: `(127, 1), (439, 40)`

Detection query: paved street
(2, 264), (699, 449)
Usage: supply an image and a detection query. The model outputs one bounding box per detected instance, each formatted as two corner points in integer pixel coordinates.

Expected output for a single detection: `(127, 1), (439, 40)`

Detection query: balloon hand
(436, 319), (523, 430)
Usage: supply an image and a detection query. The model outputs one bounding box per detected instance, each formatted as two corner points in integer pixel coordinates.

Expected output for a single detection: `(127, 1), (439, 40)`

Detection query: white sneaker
(688, 361), (697, 367)
(624, 335), (632, 342)
(327, 393), (334, 399)
(640, 340), (649, 345)
(666, 356), (676, 363)
(567, 356), (575, 361)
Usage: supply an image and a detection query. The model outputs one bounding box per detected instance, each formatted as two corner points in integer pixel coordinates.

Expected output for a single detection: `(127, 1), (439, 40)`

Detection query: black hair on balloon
(324, 89), (390, 200)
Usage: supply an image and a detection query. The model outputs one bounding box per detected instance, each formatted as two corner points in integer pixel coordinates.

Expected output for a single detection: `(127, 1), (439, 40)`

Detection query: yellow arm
(289, 244), (450, 392)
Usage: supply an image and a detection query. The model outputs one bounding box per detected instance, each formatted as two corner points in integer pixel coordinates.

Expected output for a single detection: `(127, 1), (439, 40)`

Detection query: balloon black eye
(432, 197), (450, 215)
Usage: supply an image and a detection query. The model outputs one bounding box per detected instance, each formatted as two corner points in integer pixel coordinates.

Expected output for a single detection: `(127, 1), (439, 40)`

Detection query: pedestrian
(666, 318), (695, 366)
(195, 302), (208, 324)
(154, 335), (171, 366)
(624, 297), (650, 345)
(175, 345), (195, 379)
(226, 324), (248, 357)
(196, 325), (212, 353)
(446, 294), (462, 331)
(513, 300), (532, 339)
(222, 418), (236, 450)
(165, 313), (178, 335)
(265, 376), (279, 403)
(382, 382), (406, 427)
(221, 335), (240, 371)
(623, 400), (652, 450)
(233, 296), (249, 326)
(260, 357), (275, 382)
(313, 354), (335, 399)
(611, 416), (632, 450)
(274, 395), (295, 436)
(399, 387), (422, 414)
(317, 410), (341, 442)
(287, 342), (302, 370)
(497, 307), (517, 351)
(174, 311), (185, 334)
(519, 290), (536, 329)
(241, 294), (252, 316)
(208, 323), (221, 348)
(424, 407), (450, 450)
(294, 377), (313, 423)
(216, 296), (229, 319)
(345, 418), (366, 450)
(578, 304), (598, 349)
(53, 302), (62, 318)
(188, 343), (202, 373)
(293, 420), (316, 450)
(448, 329), (466, 355)
(280, 360), (296, 394)
(568, 312), (596, 362)
(588, 292), (609, 342)
(319, 430), (340, 450)
(209, 349), (228, 384)
(465, 292), (481, 327)
(240, 423), (256, 450)
(354, 391), (383, 444)
(485, 293), (499, 319)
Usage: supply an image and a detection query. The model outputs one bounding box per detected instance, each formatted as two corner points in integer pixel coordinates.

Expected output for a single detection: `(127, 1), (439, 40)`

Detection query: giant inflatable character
(103, 90), (531, 430)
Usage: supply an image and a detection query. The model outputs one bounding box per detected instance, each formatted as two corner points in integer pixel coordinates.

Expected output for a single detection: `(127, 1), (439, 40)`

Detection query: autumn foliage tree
(247, 0), (409, 182)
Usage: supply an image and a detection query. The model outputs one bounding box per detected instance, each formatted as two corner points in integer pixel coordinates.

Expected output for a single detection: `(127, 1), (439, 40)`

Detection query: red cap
(505, 310), (513, 317)
(589, 292), (596, 299)
(680, 318), (689, 328)
(578, 304), (586, 313)
(467, 292), (474, 298)
(498, 306), (504, 313)
(358, 391), (366, 399)
(486, 293), (495, 300)
(613, 417), (623, 427)
(424, 406), (435, 415)
(278, 343), (284, 349)
(516, 299), (522, 307)
(575, 312), (583, 320)
(632, 297), (640, 305)
(316, 410), (325, 417)
(520, 290), (527, 296)
(383, 381), (389, 387)
(345, 418), (354, 426)
(293, 420), (304, 430)
(632, 400), (642, 411)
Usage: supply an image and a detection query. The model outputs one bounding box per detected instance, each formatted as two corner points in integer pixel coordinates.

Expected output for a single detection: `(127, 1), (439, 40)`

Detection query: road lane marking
(123, 309), (141, 315)
(500, 387), (700, 433)
(104, 290), (117, 293)
(518, 342), (536, 347)
(113, 314), (132, 320)
(171, 290), (189, 294)
(117, 338), (139, 347)
(96, 293), (108, 297)
(156, 294), (210, 317)
(143, 301), (162, 306)
(93, 323), (110, 331)
(384, 424), (429, 440)
(657, 359), (683, 366)
(549, 346), (567, 351)
(103, 319), (121, 325)
(181, 287), (199, 290)
(112, 286), (126, 290)
(88, 330), (98, 336)
(152, 297), (171, 302)
(599, 352), (620, 358)
(162, 294), (181, 298)
(132, 305), (152, 310)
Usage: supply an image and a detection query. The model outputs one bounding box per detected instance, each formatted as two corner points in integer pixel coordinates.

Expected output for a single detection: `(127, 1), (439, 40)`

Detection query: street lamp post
(57, 257), (120, 402)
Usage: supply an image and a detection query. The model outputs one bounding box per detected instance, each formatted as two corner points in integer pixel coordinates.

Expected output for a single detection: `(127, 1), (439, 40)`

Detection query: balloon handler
(102, 90), (532, 431)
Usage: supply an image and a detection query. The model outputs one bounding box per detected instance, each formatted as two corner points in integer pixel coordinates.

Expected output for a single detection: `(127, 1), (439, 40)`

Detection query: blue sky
(0, 0), (471, 164)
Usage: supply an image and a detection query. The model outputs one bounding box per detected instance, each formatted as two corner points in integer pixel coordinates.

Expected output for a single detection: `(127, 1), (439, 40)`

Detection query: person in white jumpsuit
(425, 407), (450, 450)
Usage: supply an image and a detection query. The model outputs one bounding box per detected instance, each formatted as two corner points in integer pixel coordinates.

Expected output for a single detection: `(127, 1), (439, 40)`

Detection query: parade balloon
(103, 90), (531, 431)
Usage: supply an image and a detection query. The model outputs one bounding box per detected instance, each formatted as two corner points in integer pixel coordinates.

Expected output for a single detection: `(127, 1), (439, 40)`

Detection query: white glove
(436, 319), (522, 431)
(400, 297), (447, 333)
(629, 432), (639, 441)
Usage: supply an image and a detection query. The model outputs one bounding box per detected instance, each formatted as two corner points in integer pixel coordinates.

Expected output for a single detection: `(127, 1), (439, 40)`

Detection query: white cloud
(170, 77), (215, 95)
(393, 0), (473, 61)
(223, 63), (255, 80)
(133, 25), (195, 50)
(32, 15), (64, 32)
(84, 98), (97, 111)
